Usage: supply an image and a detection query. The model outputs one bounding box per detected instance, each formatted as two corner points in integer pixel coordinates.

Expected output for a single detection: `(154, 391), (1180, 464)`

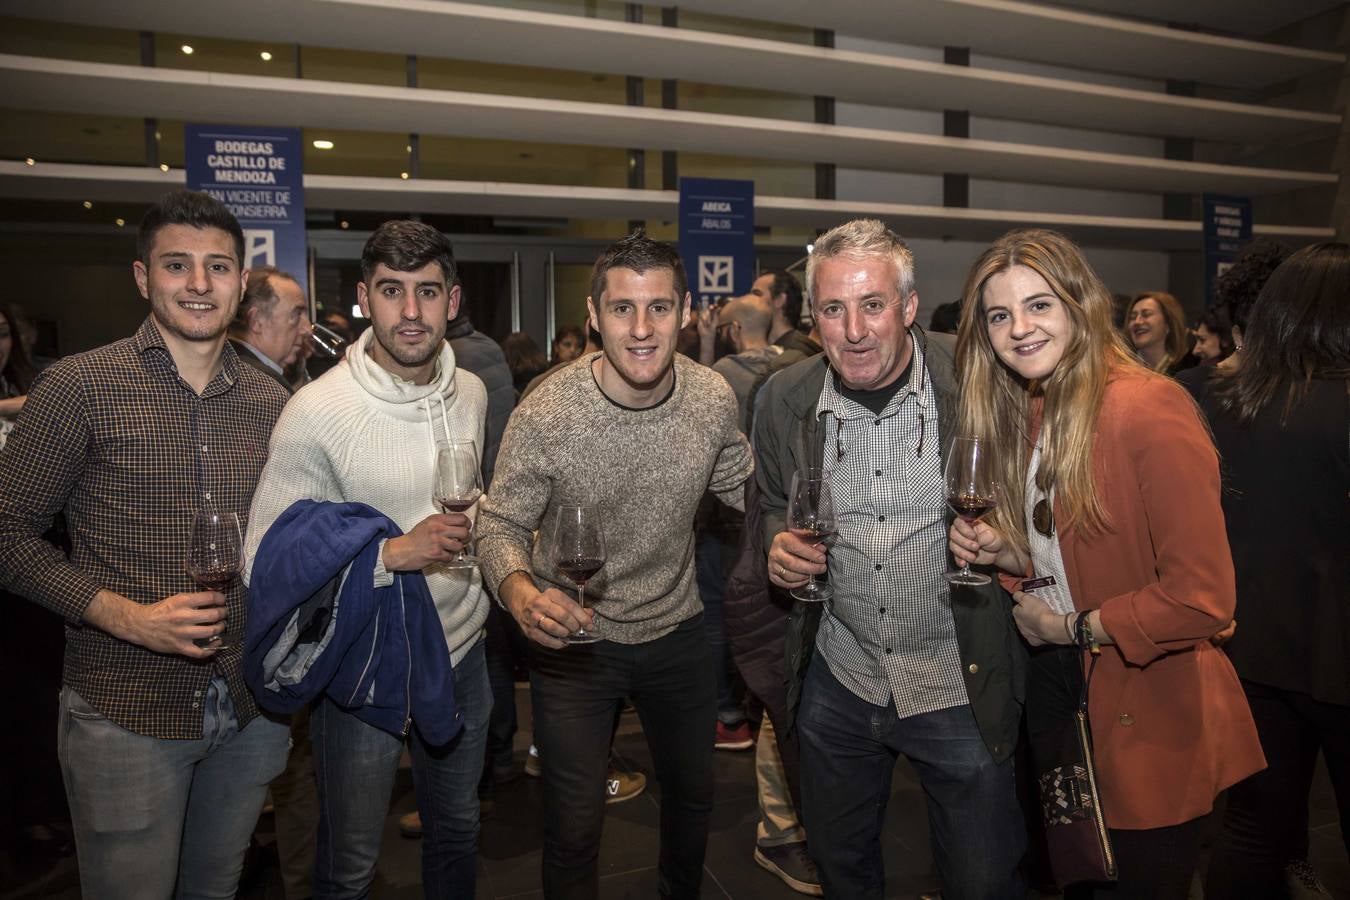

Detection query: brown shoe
(605, 768), (646, 805)
(398, 810), (422, 839)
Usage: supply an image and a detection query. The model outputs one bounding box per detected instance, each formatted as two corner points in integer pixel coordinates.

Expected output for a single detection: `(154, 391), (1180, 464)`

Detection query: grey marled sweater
(477, 352), (753, 644)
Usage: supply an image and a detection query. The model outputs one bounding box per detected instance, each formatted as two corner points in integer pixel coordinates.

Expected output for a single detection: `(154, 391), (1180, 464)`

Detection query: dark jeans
(483, 603), (526, 778)
(529, 613), (716, 899)
(1028, 646), (1204, 900)
(695, 527), (745, 725)
(798, 658), (1025, 900)
(1205, 679), (1350, 899)
(311, 640), (491, 900)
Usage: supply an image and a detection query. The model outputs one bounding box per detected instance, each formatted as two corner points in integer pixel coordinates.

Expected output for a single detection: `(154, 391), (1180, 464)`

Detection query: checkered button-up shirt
(0, 317), (287, 739)
(814, 337), (969, 718)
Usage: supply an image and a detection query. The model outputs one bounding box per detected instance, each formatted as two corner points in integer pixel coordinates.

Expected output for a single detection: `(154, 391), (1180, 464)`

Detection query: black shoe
(754, 842), (823, 896)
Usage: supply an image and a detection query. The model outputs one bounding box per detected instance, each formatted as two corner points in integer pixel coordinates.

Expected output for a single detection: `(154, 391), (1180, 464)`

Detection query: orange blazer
(1043, 367), (1264, 830)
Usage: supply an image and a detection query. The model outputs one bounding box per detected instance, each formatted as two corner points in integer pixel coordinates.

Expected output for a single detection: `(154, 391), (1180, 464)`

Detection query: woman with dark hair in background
(1126, 291), (1189, 374)
(551, 324), (585, 364)
(1190, 307), (1235, 365)
(500, 331), (550, 395)
(949, 228), (1263, 898)
(0, 303), (36, 446)
(1200, 243), (1350, 900)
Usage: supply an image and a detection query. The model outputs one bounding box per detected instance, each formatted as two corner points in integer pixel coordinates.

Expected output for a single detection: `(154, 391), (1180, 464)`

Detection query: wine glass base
(444, 554), (481, 569)
(565, 629), (601, 645)
(193, 636), (231, 650)
(790, 584), (834, 602)
(944, 571), (992, 586)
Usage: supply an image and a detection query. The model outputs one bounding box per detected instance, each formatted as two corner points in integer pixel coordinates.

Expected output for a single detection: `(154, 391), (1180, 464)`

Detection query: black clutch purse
(1034, 621), (1116, 887)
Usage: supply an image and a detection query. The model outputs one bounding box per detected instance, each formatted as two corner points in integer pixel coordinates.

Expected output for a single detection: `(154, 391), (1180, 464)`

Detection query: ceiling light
(115, 218), (125, 227)
(160, 163), (170, 172)
(405, 144), (412, 153)
(260, 51), (273, 62)
(82, 201), (93, 209)
(312, 139), (334, 150)
(24, 157), (34, 166)
(181, 44), (194, 55)
(339, 220), (350, 229)
(400, 171), (410, 180)
(806, 243), (815, 254)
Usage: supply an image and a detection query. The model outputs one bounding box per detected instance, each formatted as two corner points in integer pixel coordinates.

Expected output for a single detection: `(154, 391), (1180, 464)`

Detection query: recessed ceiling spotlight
(312, 139), (335, 150)
(339, 220), (350, 229)
(260, 51), (273, 61)
(82, 201), (93, 209)
(115, 218), (126, 227)
(181, 44), (194, 55)
(159, 163), (170, 172)
(24, 157), (35, 166)
(400, 172), (410, 180)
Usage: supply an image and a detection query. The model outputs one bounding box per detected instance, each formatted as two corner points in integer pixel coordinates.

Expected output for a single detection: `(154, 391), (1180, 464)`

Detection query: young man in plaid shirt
(0, 190), (291, 898)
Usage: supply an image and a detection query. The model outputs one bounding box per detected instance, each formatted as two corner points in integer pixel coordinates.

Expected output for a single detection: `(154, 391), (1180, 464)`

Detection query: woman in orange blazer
(947, 228), (1264, 898)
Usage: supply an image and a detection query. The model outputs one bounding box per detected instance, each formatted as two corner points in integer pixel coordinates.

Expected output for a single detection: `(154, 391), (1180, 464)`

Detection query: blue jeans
(57, 678), (291, 900)
(798, 659), (1025, 900)
(311, 639), (491, 900)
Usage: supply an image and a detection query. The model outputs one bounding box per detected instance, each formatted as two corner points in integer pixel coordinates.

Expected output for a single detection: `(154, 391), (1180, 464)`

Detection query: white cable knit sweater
(244, 329), (490, 664)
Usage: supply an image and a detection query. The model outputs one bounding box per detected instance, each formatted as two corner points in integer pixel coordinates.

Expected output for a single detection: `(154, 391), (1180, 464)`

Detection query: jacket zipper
(399, 582), (412, 737)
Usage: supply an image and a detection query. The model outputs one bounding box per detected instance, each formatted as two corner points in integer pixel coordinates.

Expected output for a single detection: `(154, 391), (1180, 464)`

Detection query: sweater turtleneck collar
(345, 327), (459, 411)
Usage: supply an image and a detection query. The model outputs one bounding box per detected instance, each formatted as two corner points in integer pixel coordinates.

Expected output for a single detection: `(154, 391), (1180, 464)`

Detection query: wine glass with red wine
(184, 505), (243, 649)
(787, 467), (836, 602)
(551, 504), (606, 644)
(944, 435), (999, 586)
(433, 441), (483, 569)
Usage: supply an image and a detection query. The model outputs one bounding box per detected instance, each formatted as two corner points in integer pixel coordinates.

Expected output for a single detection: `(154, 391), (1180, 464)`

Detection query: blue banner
(185, 124), (308, 295)
(1202, 194), (1251, 308)
(678, 177), (755, 308)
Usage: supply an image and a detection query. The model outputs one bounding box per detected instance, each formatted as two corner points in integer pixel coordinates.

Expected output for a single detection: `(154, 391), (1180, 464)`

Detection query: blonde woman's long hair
(953, 229), (1142, 557)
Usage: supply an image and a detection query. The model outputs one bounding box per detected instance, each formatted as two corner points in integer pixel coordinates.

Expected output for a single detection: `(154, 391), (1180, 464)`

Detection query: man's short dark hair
(361, 220), (457, 286)
(232, 266), (300, 332)
(928, 300), (961, 335)
(764, 269), (804, 328)
(137, 189), (245, 267)
(589, 230), (688, 307)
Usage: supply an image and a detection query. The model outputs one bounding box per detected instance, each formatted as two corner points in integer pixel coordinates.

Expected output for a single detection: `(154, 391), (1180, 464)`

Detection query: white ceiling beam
(4, 0), (1337, 142)
(0, 161), (1332, 252)
(1, 55), (1335, 197)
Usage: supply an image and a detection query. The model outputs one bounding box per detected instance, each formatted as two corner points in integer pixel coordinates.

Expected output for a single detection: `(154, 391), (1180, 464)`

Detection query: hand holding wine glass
(551, 504), (606, 644)
(433, 441), (483, 569)
(787, 468), (836, 602)
(944, 436), (999, 586)
(183, 505), (243, 649)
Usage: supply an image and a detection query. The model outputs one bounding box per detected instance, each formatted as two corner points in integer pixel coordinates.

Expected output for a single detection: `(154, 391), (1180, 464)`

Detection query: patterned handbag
(1035, 647), (1116, 887)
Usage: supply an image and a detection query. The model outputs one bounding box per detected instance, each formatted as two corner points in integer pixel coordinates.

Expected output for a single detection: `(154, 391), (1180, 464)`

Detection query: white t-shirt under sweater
(244, 328), (490, 664)
(477, 352), (754, 645)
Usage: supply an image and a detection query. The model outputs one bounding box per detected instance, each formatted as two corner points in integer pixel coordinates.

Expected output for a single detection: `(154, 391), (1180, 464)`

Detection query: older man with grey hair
(751, 219), (1026, 899)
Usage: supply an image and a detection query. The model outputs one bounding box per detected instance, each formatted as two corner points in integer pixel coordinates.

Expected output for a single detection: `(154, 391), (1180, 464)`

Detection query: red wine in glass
(184, 506), (243, 649)
(787, 469), (836, 602)
(433, 442), (482, 568)
(551, 505), (606, 644)
(944, 436), (999, 586)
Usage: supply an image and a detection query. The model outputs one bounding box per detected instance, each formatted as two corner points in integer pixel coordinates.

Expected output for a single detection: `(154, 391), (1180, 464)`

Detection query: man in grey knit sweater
(478, 232), (753, 899)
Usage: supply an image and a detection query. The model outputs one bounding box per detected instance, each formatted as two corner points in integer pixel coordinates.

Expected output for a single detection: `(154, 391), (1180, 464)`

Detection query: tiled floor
(6, 684), (1347, 899)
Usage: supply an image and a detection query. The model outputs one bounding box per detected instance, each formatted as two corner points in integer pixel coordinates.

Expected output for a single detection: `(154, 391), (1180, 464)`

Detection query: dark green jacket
(750, 328), (1025, 763)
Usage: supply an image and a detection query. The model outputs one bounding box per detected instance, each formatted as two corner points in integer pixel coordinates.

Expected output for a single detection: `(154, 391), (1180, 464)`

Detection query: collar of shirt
(131, 316), (240, 398)
(236, 339), (287, 378)
(815, 331), (928, 426)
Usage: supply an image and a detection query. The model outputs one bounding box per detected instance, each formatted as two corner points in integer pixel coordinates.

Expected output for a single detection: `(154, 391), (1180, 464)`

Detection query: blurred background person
(928, 300), (961, 335)
(1218, 239), (1294, 360)
(501, 331), (551, 396)
(0, 303), (35, 445)
(1190, 307), (1236, 366)
(551, 323), (585, 364)
(1126, 290), (1189, 374)
(1199, 243), (1350, 900)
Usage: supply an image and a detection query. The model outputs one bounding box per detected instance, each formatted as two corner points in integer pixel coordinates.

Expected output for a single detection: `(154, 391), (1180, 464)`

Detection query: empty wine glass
(551, 504), (606, 645)
(945, 435), (999, 586)
(184, 505), (243, 649)
(787, 468), (836, 602)
(433, 441), (483, 569)
(309, 322), (347, 358)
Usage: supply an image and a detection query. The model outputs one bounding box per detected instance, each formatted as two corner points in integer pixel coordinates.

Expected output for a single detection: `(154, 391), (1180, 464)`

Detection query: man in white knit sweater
(478, 232), (753, 899)
(244, 221), (489, 900)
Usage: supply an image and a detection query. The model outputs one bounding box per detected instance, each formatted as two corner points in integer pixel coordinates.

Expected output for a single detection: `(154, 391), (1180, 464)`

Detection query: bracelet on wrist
(1074, 610), (1101, 656)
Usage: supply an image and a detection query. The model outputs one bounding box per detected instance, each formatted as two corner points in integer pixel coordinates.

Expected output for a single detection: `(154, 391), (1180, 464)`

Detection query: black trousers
(1028, 646), (1204, 900)
(529, 613), (715, 899)
(1205, 679), (1350, 899)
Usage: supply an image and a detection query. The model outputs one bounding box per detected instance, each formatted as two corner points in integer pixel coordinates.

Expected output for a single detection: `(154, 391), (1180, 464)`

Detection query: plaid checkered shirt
(813, 336), (969, 718)
(0, 317), (287, 739)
